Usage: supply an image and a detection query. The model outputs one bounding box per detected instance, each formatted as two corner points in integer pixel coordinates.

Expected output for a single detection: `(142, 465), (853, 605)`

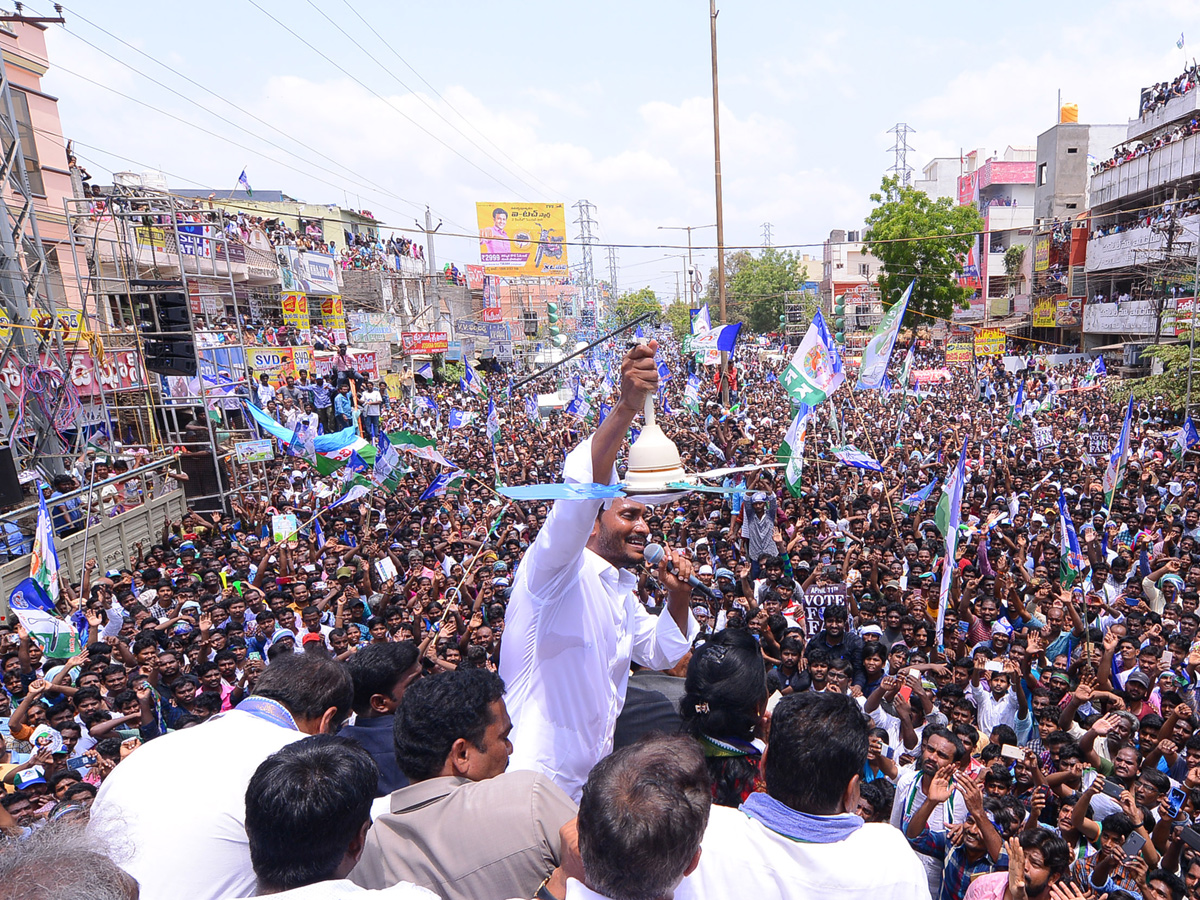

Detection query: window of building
(1066, 203), (1077, 209)
(43, 245), (68, 305)
(5, 90), (44, 196)
(858, 263), (870, 277)
(1037, 163), (1047, 187)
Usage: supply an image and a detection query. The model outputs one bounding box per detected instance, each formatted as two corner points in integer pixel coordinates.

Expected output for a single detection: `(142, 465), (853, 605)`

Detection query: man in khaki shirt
(351, 668), (576, 900)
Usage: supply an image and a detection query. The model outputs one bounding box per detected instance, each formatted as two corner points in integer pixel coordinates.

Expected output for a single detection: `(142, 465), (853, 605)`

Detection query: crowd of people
(3, 325), (1200, 900)
(1141, 67), (1200, 119)
(1091, 119), (1200, 177)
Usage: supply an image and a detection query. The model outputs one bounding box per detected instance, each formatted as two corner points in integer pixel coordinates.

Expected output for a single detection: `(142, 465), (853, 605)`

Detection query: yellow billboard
(476, 202), (569, 277)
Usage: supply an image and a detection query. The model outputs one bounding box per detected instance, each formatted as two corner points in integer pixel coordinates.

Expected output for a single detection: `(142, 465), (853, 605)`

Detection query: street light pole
(709, 0), (730, 405)
(658, 224), (717, 311)
(1186, 243), (1200, 413)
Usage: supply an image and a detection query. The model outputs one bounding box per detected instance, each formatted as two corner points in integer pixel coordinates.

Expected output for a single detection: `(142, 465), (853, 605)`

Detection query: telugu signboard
(945, 342), (974, 366)
(974, 328), (1005, 357)
(283, 248), (340, 295)
(401, 331), (449, 355)
(476, 202), (569, 277)
(1034, 234), (1050, 273)
(1032, 298), (1057, 328)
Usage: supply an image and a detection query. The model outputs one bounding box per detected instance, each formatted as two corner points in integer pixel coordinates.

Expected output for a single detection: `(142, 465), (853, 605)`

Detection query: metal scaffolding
(64, 188), (257, 510)
(0, 47), (71, 476)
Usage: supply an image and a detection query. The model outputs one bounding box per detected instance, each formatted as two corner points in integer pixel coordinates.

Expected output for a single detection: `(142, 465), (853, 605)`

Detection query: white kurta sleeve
(523, 436), (616, 599)
(630, 597), (699, 670)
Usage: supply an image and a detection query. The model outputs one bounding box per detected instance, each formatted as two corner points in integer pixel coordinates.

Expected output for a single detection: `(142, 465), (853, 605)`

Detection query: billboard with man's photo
(476, 202), (569, 277)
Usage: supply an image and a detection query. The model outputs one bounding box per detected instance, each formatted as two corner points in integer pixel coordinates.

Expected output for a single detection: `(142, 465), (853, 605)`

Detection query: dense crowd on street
(5, 322), (1200, 900)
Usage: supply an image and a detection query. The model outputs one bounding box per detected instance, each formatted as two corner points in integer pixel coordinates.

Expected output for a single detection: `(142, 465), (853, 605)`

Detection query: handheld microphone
(643, 543), (721, 601)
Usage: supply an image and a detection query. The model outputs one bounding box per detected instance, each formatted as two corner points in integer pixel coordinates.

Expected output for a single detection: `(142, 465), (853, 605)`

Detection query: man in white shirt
(499, 341), (700, 801)
(256, 373), (277, 407)
(677, 691), (930, 900)
(236, 734), (434, 900)
(555, 733), (710, 900)
(969, 657), (1026, 733)
(88, 655), (354, 900)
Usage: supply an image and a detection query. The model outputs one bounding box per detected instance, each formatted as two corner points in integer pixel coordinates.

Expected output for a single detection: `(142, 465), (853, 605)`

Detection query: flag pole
(845, 390), (901, 538)
(76, 457), (98, 582)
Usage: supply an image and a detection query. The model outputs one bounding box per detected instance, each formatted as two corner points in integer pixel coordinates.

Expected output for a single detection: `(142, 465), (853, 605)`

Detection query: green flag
(777, 403), (812, 498)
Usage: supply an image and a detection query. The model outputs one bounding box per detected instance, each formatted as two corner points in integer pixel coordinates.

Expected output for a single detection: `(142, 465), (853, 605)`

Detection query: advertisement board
(974, 328), (1005, 357)
(456, 319), (510, 344)
(476, 202), (569, 277)
(466, 265), (485, 290)
(319, 297), (347, 344)
(1032, 298), (1057, 328)
(283, 248), (340, 295)
(401, 331), (449, 355)
(235, 439), (275, 463)
(281, 292), (310, 343)
(945, 343), (974, 366)
(1056, 298), (1082, 328)
(1034, 234), (1050, 272)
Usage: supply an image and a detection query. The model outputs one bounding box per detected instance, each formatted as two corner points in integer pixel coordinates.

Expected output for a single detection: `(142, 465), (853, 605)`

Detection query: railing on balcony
(1090, 132), (1200, 207)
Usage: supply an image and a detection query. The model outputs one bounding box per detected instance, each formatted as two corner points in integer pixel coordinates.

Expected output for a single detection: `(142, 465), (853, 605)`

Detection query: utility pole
(761, 222), (773, 248)
(1153, 206), (1179, 346)
(606, 244), (619, 299)
(709, 0), (729, 404)
(415, 206), (445, 332)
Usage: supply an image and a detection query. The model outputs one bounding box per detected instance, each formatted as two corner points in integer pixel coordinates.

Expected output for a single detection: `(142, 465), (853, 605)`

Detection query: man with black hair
(676, 691), (927, 900)
(805, 604), (865, 687)
(236, 735), (434, 899)
(1069, 812), (1151, 896)
(339, 641), (422, 796)
(89, 655), (354, 900)
(351, 669), (576, 900)
(891, 725), (971, 898)
(962, 831), (1072, 900)
(573, 733), (711, 900)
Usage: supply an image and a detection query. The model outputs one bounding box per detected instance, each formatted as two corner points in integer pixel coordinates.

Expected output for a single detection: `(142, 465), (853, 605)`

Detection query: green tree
(863, 175), (985, 319)
(1107, 344), (1190, 410)
(663, 299), (694, 340)
(704, 248), (808, 333)
(1004, 244), (1027, 295)
(607, 287), (662, 329)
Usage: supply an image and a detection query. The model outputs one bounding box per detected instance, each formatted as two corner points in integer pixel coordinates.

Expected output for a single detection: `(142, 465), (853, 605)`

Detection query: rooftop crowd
(1, 324), (1199, 900)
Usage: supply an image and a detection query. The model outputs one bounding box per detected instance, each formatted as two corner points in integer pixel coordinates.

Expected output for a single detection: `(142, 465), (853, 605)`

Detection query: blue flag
(346, 450), (369, 474)
(831, 445), (883, 471)
(416, 363), (433, 379)
(936, 441), (969, 653)
(420, 469), (465, 500)
(448, 410), (474, 429)
(1058, 489), (1084, 587)
(899, 479), (939, 515)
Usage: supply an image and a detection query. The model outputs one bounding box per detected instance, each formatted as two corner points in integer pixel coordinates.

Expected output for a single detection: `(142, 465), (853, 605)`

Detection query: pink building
(0, 17), (83, 311)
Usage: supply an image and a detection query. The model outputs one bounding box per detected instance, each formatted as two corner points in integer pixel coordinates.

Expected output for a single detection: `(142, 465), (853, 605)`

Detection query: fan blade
(497, 483), (627, 501)
(693, 463), (785, 480)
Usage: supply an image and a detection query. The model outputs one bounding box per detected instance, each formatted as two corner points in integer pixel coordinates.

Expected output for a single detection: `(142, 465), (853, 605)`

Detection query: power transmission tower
(606, 244), (619, 299)
(573, 199), (599, 330)
(887, 123), (916, 186)
(761, 222), (773, 248)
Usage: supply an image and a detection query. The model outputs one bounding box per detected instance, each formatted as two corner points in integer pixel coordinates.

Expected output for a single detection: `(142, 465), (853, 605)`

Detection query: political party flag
(415, 395), (439, 416)
(783, 310), (845, 405)
(237, 168), (253, 197)
(828, 398), (842, 445)
(1009, 381), (1024, 426)
(373, 429), (400, 485)
(313, 516), (325, 547)
(856, 281), (912, 390)
(331, 484), (370, 509)
(420, 469), (465, 500)
(486, 398), (500, 443)
(1172, 417), (1200, 461)
(900, 478), (938, 515)
(448, 410), (475, 429)
(684, 373), (701, 414)
(1037, 388), (1055, 414)
(1103, 394), (1134, 513)
(346, 450), (370, 475)
(416, 363), (433, 379)
(389, 431), (453, 468)
(656, 359), (672, 383)
(31, 490), (60, 606)
(311, 437), (376, 476)
(9, 577), (80, 658)
(1084, 357), (1106, 384)
(831, 445), (883, 472)
(936, 440), (969, 654)
(692, 303), (713, 335)
(524, 394), (540, 422)
(1058, 489), (1085, 588)
(900, 346), (915, 391)
(460, 363), (484, 396)
(1179, 32), (1186, 49)
(691, 321), (743, 353)
(778, 403), (812, 497)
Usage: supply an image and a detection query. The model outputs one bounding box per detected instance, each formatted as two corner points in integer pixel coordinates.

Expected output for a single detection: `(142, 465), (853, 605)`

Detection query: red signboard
(0, 349), (148, 398)
(401, 331), (449, 355)
(480, 307), (503, 323)
(466, 265), (485, 291)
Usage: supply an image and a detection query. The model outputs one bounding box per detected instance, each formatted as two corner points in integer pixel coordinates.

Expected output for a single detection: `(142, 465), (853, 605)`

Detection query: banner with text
(476, 202), (569, 277)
